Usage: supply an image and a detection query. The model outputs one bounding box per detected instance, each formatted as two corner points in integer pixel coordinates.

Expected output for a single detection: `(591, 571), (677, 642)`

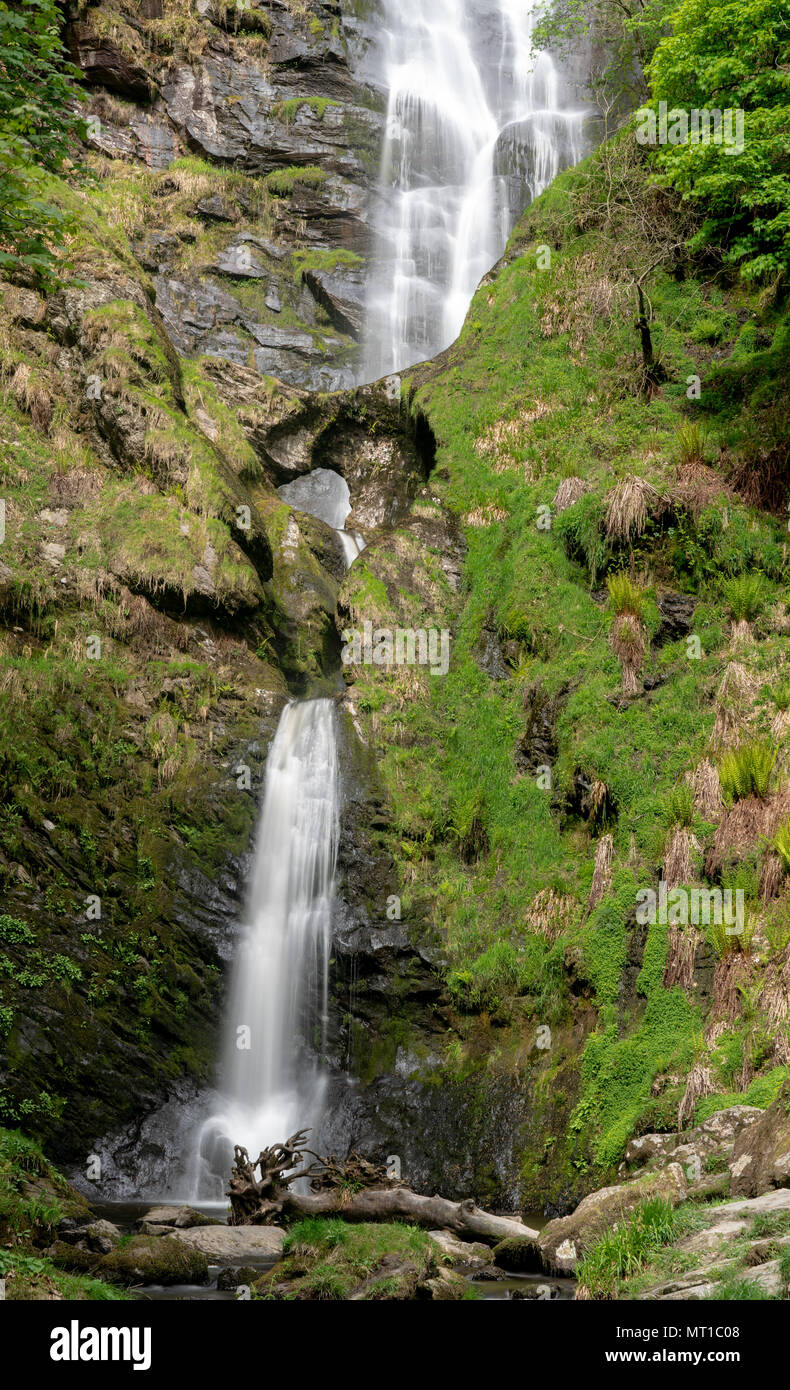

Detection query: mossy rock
(48, 1239), (102, 1274)
(491, 1236), (542, 1272)
(97, 1234), (209, 1286)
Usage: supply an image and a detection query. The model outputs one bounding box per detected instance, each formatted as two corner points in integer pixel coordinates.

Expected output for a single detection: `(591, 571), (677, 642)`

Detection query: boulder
(136, 1204), (219, 1230)
(728, 1083), (790, 1197)
(302, 266), (365, 339)
(621, 1104), (763, 1184)
(428, 1229), (493, 1267)
(168, 1225), (285, 1261)
(535, 1164), (688, 1276)
(493, 1235), (544, 1272)
(216, 1265), (260, 1291)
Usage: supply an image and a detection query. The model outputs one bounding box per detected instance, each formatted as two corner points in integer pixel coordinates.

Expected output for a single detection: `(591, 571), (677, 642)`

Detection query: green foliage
(264, 165), (327, 196)
(266, 1221), (434, 1301)
(772, 818), (790, 874)
(0, 0), (86, 281)
(718, 740), (776, 803)
(665, 783), (696, 828)
(675, 419), (707, 466)
(0, 914), (34, 945)
(648, 0), (790, 280)
(447, 939), (544, 1016)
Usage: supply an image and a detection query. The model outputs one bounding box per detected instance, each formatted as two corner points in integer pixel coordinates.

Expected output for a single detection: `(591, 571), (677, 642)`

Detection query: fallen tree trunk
(267, 1186), (538, 1243)
(227, 1134), (537, 1243)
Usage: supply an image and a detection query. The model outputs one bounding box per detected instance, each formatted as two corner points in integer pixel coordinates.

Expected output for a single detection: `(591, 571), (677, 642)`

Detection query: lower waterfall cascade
(190, 699), (340, 1201)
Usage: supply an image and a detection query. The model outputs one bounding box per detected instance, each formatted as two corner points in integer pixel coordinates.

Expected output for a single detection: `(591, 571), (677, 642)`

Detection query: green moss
(264, 166), (327, 197)
(275, 97), (339, 125)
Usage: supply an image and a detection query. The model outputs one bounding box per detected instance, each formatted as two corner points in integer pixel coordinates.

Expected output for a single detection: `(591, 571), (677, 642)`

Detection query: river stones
(728, 1082), (790, 1197)
(428, 1229), (493, 1267)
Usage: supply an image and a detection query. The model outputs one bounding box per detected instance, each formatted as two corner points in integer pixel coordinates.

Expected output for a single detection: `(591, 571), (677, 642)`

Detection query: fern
(718, 741), (776, 803)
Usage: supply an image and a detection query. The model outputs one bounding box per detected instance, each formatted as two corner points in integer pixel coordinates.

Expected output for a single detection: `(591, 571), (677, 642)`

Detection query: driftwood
(227, 1131), (538, 1243)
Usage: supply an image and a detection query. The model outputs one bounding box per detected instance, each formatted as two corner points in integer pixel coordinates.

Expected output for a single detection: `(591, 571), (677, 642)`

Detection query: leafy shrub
(718, 741), (776, 803)
(649, 0), (790, 281)
(0, 0), (86, 281)
(0, 915), (34, 946)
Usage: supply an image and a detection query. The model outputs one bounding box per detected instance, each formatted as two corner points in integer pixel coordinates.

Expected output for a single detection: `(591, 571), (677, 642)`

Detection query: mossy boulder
(97, 1234), (209, 1286)
(535, 1164), (689, 1277)
(492, 1236), (540, 1272)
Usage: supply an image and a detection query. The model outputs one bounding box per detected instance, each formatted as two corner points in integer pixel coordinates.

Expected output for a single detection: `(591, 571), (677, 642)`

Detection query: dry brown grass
(539, 251), (628, 349)
(678, 1062), (714, 1130)
(710, 661), (759, 750)
(6, 362), (53, 433)
(706, 792), (790, 877)
(588, 832), (614, 910)
(552, 476), (591, 513)
(663, 827), (700, 889)
(463, 503), (509, 527)
(759, 946), (790, 1064)
(525, 887), (578, 943)
(604, 474), (664, 542)
(729, 618), (755, 653)
(707, 952), (752, 1037)
(760, 852), (785, 902)
(664, 924), (702, 993)
(688, 759), (724, 821)
(611, 612), (646, 695)
(673, 460), (732, 515)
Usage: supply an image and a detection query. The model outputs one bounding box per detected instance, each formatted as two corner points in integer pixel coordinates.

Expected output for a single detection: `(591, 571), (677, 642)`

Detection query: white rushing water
(278, 467), (366, 570)
(191, 699), (339, 1200)
(364, 0), (588, 379)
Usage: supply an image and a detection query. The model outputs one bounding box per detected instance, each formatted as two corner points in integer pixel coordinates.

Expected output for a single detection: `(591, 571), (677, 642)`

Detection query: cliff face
(64, 0), (382, 388)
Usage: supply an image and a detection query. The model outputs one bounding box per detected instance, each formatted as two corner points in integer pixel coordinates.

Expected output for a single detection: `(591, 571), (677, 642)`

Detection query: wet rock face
(515, 682), (564, 774)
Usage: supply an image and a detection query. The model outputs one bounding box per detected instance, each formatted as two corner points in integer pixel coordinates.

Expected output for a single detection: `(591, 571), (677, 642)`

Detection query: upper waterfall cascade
(364, 0), (588, 380)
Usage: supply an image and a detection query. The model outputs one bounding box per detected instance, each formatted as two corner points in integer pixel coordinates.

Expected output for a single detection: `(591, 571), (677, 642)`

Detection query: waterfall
(181, 0), (588, 1205)
(363, 0), (589, 380)
(191, 699), (339, 1200)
